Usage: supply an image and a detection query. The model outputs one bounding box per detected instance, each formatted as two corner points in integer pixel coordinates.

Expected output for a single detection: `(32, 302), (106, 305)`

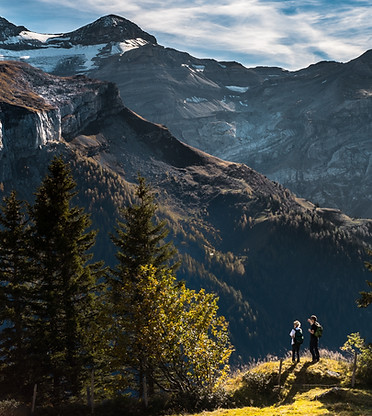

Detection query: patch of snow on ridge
(5, 31), (60, 44)
(184, 97), (207, 103)
(102, 16), (118, 27)
(181, 63), (205, 73)
(0, 44), (106, 72)
(20, 31), (61, 43)
(359, 89), (372, 97)
(0, 37), (150, 72)
(192, 64), (205, 72)
(226, 86), (249, 93)
(109, 38), (149, 55)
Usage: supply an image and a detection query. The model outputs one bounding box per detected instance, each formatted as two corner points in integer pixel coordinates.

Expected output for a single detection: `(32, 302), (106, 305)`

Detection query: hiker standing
(308, 314), (320, 363)
(290, 320), (303, 363)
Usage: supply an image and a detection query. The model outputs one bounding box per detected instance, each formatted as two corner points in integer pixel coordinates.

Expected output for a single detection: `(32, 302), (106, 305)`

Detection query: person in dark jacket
(308, 314), (320, 363)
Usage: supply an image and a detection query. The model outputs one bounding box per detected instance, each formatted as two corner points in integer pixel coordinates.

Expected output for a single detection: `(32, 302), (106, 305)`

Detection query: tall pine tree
(28, 156), (103, 403)
(111, 175), (178, 282)
(0, 191), (33, 399)
(109, 175), (178, 401)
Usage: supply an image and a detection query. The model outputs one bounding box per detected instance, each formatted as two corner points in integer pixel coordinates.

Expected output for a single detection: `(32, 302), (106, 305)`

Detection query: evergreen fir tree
(28, 156), (103, 403)
(109, 175), (179, 400)
(0, 191), (32, 399)
(111, 175), (178, 282)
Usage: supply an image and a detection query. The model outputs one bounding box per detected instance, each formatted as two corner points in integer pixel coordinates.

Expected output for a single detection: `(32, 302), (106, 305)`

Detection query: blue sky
(0, 0), (371, 70)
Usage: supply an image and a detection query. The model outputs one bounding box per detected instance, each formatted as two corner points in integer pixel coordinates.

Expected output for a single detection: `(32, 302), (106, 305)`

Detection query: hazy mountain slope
(1, 15), (371, 217)
(0, 61), (371, 360)
(90, 46), (372, 219)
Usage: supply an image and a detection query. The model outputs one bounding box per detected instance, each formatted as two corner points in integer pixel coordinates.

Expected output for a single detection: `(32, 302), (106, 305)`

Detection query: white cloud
(24, 0), (372, 68)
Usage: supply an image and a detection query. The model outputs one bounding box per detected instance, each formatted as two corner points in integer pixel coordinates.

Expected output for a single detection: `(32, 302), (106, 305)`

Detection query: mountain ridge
(0, 17), (27, 42)
(0, 13), (366, 217)
(0, 60), (371, 360)
(0, 14), (157, 49)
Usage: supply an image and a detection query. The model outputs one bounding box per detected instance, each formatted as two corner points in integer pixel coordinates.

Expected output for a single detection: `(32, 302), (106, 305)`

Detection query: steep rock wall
(55, 81), (122, 140)
(0, 61), (123, 182)
(0, 104), (61, 181)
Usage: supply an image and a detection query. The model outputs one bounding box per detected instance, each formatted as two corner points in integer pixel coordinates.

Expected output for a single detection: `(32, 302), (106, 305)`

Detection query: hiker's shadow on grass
(279, 362), (297, 384)
(282, 361), (312, 404)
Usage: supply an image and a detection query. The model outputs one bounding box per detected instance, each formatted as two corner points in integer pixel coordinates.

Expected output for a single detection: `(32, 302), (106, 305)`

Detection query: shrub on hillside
(173, 387), (230, 413)
(342, 332), (372, 386)
(358, 346), (372, 386)
(231, 370), (278, 407)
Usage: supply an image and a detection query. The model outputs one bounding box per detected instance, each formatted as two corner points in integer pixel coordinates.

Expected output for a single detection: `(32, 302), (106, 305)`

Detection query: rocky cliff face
(0, 62), (371, 360)
(0, 61), (122, 182)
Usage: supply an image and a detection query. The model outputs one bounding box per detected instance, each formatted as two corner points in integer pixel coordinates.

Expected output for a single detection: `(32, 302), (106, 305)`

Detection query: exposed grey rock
(0, 61), (122, 181)
(89, 47), (372, 218)
(0, 17), (27, 42)
(1, 15), (370, 217)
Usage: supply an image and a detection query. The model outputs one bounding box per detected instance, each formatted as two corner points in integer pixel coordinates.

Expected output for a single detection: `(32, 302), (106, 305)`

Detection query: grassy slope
(177, 353), (372, 416)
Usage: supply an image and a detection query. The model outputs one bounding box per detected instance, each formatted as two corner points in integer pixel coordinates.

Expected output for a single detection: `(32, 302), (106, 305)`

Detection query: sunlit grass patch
(176, 395), (330, 415)
(174, 388), (372, 416)
(174, 353), (371, 416)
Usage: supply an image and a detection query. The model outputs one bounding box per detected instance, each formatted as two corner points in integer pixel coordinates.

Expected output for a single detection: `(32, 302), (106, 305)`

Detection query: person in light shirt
(289, 320), (303, 363)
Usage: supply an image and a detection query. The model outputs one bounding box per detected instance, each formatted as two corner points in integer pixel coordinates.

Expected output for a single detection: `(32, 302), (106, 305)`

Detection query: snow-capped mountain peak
(0, 14), (156, 73)
(62, 14), (157, 46)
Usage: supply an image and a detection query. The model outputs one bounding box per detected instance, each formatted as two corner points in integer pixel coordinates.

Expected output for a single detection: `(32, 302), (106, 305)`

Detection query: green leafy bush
(342, 332), (372, 386)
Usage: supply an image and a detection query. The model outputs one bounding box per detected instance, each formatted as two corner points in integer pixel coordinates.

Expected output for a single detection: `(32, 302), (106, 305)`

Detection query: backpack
(314, 322), (323, 338)
(295, 328), (304, 344)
